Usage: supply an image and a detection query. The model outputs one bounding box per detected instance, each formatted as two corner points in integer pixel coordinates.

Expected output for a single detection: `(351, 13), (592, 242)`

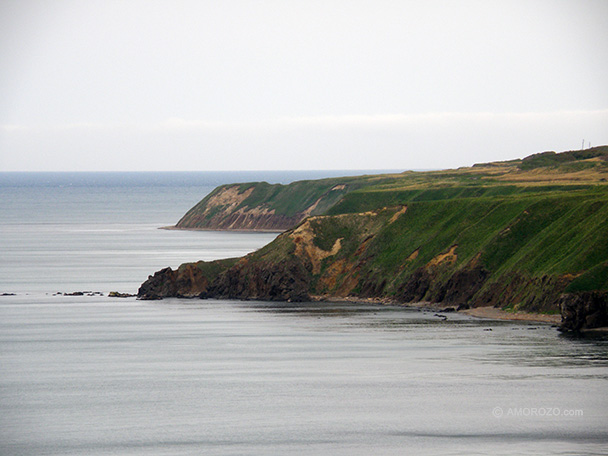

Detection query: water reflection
(3, 296), (607, 456)
(239, 300), (608, 370)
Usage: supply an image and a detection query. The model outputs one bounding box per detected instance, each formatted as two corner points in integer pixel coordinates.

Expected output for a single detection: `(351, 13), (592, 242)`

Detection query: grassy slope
(342, 192), (605, 307)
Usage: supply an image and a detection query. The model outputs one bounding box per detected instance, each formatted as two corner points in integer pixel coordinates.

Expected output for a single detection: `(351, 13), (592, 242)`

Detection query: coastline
(159, 225), (285, 233)
(311, 295), (562, 325)
(460, 306), (561, 324)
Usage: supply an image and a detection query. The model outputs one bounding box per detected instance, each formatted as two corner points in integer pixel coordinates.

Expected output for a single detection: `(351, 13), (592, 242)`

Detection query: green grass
(519, 146), (608, 170)
(187, 258), (239, 280)
(566, 262), (608, 292)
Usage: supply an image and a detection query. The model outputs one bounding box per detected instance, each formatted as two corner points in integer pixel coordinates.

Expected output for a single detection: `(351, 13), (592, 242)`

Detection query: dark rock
(174, 264), (210, 298)
(208, 258), (311, 302)
(358, 276), (387, 298)
(138, 267), (178, 300)
(440, 267), (489, 305)
(473, 272), (569, 314)
(558, 291), (608, 332)
(108, 291), (136, 298)
(57, 291), (104, 297)
(398, 268), (432, 302)
(138, 264), (211, 300)
(138, 258), (311, 303)
(397, 266), (488, 307)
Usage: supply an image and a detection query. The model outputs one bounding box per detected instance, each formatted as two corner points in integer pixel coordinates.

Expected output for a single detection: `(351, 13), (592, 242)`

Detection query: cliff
(175, 176), (375, 231)
(141, 146), (608, 332)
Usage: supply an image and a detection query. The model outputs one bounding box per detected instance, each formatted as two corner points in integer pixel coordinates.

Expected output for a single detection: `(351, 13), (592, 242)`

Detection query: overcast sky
(1, 0), (607, 171)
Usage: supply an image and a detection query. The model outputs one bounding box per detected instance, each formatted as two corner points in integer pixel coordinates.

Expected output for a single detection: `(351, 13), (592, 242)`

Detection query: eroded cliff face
(175, 185), (296, 230)
(174, 181), (353, 231)
(177, 204), (303, 231)
(205, 258), (311, 301)
(397, 265), (490, 307)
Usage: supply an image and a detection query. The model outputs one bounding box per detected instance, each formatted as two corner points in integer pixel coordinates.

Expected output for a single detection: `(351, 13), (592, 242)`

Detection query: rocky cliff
(174, 178), (370, 231)
(141, 147), (608, 332)
(558, 292), (608, 332)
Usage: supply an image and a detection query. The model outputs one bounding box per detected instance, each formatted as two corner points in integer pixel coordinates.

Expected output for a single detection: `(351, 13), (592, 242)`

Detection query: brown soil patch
(405, 249), (419, 262)
(427, 245), (458, 267)
(561, 272), (582, 280)
(316, 258), (361, 296)
(389, 205), (407, 224)
(318, 259), (348, 291)
(302, 197), (323, 217)
(204, 186), (254, 215)
(290, 220), (343, 274)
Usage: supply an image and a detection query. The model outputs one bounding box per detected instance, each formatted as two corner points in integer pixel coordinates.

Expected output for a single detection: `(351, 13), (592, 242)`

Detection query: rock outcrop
(138, 263), (212, 299)
(558, 292), (608, 332)
(138, 259), (311, 302)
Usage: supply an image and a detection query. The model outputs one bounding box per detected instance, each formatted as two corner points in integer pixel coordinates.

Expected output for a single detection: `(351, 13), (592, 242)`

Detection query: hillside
(174, 174), (389, 231)
(140, 147), (608, 332)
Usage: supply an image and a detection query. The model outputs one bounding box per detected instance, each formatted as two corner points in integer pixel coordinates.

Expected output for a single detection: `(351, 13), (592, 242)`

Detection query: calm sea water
(0, 172), (607, 456)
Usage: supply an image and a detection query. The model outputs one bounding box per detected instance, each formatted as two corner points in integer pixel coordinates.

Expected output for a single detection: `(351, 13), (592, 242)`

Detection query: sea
(0, 171), (606, 456)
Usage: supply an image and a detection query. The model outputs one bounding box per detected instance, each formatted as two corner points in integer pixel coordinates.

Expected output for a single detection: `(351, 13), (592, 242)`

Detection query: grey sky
(1, 0), (607, 171)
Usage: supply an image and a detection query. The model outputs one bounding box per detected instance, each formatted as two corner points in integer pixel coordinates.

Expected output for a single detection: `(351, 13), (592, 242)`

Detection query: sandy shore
(460, 306), (561, 324)
(312, 295), (562, 325)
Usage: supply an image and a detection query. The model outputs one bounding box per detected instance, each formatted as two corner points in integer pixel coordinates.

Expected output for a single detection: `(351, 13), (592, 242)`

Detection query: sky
(1, 0), (607, 171)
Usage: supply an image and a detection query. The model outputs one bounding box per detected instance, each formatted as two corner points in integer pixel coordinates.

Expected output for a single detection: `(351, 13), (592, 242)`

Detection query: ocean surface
(0, 171), (607, 456)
